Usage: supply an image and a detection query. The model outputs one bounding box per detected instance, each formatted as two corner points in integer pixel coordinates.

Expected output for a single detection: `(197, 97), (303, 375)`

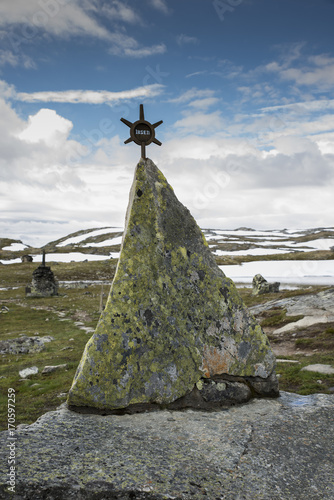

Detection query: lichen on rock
(67, 159), (278, 412)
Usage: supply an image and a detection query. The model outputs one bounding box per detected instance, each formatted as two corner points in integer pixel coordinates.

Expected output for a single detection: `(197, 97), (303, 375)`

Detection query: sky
(1, 0), (334, 246)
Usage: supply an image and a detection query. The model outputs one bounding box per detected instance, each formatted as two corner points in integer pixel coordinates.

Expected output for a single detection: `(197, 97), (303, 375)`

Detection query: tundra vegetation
(1, 226), (334, 429)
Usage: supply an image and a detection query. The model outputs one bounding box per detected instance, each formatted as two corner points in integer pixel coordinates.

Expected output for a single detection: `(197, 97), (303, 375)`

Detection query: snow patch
(2, 243), (28, 251)
(57, 227), (122, 247)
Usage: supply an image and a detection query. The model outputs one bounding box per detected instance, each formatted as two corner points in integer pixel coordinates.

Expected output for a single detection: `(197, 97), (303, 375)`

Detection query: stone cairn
(252, 274), (280, 296)
(21, 254), (33, 263)
(67, 159), (279, 413)
(26, 250), (58, 297)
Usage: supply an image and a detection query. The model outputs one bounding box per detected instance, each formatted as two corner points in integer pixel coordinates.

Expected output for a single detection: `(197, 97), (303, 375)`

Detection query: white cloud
(16, 84), (165, 104)
(216, 59), (243, 79)
(150, 0), (169, 14)
(186, 71), (208, 79)
(188, 97), (221, 110)
(0, 1), (165, 62)
(112, 43), (166, 58)
(0, 49), (35, 69)
(261, 99), (334, 114)
(0, 80), (16, 99)
(102, 1), (142, 24)
(176, 34), (199, 46)
(0, 0), (111, 42)
(1, 71), (334, 246)
(153, 134), (334, 232)
(263, 48), (334, 90)
(280, 64), (334, 88)
(168, 88), (216, 104)
(173, 111), (225, 135)
(17, 109), (73, 145)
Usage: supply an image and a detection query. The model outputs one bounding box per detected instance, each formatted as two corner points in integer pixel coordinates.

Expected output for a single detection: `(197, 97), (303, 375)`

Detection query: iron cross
(120, 104), (163, 159)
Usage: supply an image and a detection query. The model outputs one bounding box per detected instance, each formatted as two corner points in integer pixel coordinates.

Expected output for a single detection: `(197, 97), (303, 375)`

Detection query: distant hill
(1, 226), (334, 265)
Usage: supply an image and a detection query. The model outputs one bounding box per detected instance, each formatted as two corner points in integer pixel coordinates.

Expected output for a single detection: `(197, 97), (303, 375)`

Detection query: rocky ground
(1, 392), (333, 499)
(251, 287), (334, 358)
(1, 227), (334, 498)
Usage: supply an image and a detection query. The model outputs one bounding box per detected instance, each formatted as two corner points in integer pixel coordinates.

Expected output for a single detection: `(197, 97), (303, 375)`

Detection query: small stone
(276, 359), (300, 363)
(199, 379), (251, 405)
(57, 392), (68, 398)
(42, 364), (68, 374)
(19, 366), (39, 378)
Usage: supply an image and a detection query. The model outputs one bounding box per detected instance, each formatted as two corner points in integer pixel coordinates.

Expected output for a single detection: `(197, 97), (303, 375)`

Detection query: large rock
(0, 392), (333, 499)
(0, 335), (54, 355)
(252, 274), (280, 295)
(67, 159), (278, 412)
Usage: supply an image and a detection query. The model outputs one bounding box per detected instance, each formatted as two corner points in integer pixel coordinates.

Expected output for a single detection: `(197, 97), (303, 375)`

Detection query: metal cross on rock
(120, 104), (163, 159)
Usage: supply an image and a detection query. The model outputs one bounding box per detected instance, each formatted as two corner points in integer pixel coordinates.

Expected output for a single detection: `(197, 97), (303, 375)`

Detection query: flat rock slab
(1, 392), (333, 499)
(301, 364), (334, 374)
(250, 287), (334, 319)
(274, 314), (330, 334)
(0, 335), (54, 355)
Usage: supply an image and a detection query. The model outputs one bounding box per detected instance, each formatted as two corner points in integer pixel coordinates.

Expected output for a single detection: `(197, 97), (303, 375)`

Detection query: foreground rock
(0, 392), (333, 499)
(68, 159), (278, 412)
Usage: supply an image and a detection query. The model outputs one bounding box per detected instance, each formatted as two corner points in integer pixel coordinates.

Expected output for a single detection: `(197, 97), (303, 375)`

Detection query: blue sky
(1, 0), (334, 246)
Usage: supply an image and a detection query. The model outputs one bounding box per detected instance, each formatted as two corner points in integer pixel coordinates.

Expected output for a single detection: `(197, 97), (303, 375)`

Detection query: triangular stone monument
(68, 159), (278, 412)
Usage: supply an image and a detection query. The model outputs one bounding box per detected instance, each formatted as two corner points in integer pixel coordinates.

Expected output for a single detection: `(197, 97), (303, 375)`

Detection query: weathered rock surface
(68, 159), (277, 412)
(42, 364), (68, 374)
(0, 335), (54, 355)
(1, 392), (333, 499)
(18, 366), (39, 379)
(301, 364), (334, 375)
(252, 273), (280, 295)
(250, 287), (334, 318)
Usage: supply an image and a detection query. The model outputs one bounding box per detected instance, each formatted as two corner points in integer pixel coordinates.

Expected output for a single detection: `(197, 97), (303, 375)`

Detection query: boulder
(19, 366), (38, 379)
(252, 273), (280, 295)
(21, 254), (33, 263)
(67, 159), (278, 413)
(0, 335), (54, 355)
(1, 392), (333, 499)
